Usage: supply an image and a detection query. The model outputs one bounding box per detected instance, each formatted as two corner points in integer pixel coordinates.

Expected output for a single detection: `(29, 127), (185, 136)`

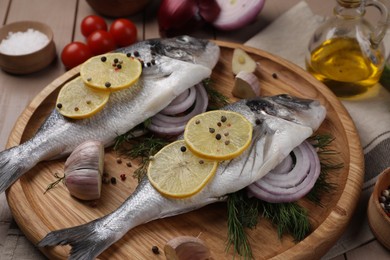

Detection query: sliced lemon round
(56, 76), (110, 119)
(80, 53), (142, 92)
(147, 140), (218, 198)
(184, 110), (253, 161)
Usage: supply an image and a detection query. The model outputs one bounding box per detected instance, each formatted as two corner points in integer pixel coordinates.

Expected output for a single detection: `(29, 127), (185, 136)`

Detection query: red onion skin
(158, 0), (201, 37)
(158, 0), (221, 37)
(213, 0), (266, 31)
(198, 0), (221, 23)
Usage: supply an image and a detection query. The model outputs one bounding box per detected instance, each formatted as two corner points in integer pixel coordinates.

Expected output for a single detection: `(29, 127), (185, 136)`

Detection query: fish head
(156, 36), (220, 69)
(245, 94), (326, 131)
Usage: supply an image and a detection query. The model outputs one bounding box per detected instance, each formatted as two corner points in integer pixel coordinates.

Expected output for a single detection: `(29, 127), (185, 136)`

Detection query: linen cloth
(245, 2), (390, 258)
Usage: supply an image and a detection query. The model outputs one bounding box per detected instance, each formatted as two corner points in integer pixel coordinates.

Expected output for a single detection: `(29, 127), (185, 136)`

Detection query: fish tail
(38, 220), (115, 260)
(0, 145), (32, 193)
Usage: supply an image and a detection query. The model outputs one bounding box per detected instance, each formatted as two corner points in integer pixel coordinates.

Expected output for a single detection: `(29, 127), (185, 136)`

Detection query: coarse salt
(0, 28), (49, 55)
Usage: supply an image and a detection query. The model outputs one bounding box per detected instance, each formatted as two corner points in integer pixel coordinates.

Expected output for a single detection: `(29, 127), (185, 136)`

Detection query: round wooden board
(5, 41), (364, 260)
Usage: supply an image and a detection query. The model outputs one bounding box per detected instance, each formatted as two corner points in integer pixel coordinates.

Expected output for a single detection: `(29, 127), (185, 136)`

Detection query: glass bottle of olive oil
(306, 0), (389, 98)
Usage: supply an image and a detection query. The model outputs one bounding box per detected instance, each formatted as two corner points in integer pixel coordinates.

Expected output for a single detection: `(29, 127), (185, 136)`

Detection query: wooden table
(1, 0), (389, 259)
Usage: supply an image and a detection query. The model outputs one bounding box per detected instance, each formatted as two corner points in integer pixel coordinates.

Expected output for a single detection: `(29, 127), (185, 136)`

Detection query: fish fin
(0, 146), (31, 193)
(38, 221), (114, 260)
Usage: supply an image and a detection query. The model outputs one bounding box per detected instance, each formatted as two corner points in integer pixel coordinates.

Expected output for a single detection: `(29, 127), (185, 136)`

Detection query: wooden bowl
(367, 168), (390, 249)
(0, 21), (56, 74)
(86, 0), (150, 18)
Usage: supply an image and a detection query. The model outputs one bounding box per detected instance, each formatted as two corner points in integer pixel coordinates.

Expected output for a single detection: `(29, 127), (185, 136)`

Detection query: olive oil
(306, 37), (384, 98)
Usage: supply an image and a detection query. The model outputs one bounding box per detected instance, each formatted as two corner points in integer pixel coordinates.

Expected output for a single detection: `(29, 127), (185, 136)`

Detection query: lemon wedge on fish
(56, 76), (110, 119)
(80, 53), (142, 92)
(147, 140), (218, 198)
(184, 110), (253, 161)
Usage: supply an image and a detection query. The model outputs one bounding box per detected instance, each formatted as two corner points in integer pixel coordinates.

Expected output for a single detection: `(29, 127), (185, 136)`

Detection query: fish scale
(38, 95), (326, 259)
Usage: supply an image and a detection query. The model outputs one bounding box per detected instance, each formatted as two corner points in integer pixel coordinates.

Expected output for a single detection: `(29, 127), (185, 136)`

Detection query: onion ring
(148, 83), (208, 135)
(247, 141), (321, 203)
(160, 86), (197, 115)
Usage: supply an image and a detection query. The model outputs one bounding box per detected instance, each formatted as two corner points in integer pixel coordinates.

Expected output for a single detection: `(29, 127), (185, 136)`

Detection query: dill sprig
(226, 190), (259, 259)
(261, 202), (311, 241)
(114, 133), (168, 182)
(226, 134), (341, 257)
(44, 172), (65, 194)
(306, 134), (343, 205)
(203, 78), (230, 109)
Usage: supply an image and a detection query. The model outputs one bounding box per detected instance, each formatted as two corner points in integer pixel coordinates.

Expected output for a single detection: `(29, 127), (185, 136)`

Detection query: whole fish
(38, 94), (326, 259)
(0, 35), (220, 193)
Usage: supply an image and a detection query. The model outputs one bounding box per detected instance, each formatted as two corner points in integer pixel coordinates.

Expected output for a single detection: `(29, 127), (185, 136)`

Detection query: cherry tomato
(109, 19), (137, 47)
(87, 30), (116, 55)
(81, 15), (107, 37)
(61, 42), (92, 69)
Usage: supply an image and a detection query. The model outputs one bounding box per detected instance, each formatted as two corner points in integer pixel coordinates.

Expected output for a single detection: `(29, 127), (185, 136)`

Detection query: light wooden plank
(0, 0), (10, 25)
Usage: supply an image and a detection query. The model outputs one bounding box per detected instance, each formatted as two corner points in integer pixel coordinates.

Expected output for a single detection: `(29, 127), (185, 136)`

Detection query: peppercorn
(216, 134), (222, 140)
(126, 52), (131, 57)
(56, 103), (62, 109)
(126, 161), (132, 167)
(221, 115), (227, 122)
(105, 82), (111, 88)
(101, 56), (107, 62)
(180, 146), (186, 152)
(116, 158), (122, 164)
(151, 246), (160, 254)
(110, 177), (117, 185)
(209, 128), (215, 133)
(113, 58), (119, 64)
(134, 51), (140, 57)
(272, 73), (278, 79)
(120, 174), (126, 181)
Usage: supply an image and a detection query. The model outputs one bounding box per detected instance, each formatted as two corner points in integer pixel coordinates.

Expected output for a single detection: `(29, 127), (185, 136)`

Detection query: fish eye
(177, 36), (190, 43)
(279, 94), (292, 100)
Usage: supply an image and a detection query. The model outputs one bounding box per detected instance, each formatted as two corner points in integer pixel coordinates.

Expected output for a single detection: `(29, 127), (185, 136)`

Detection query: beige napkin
(245, 1), (390, 259)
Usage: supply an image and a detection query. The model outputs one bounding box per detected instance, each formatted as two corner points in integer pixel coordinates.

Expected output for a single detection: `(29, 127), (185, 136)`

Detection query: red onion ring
(160, 86), (196, 115)
(148, 83), (208, 135)
(247, 141), (321, 203)
(169, 89), (190, 106)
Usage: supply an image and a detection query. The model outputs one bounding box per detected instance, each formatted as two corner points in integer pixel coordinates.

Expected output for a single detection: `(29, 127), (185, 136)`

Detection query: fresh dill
(44, 172), (65, 194)
(226, 134), (342, 258)
(261, 202), (310, 241)
(114, 132), (169, 182)
(203, 78), (230, 109)
(226, 190), (259, 259)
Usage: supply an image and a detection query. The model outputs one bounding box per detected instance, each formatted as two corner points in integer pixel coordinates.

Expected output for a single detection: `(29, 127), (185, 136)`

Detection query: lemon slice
(147, 140), (218, 198)
(80, 53), (142, 92)
(56, 76), (110, 119)
(184, 110), (253, 161)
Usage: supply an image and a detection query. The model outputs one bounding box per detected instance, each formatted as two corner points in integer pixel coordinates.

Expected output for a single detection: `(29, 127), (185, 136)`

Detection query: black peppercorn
(151, 246), (159, 254)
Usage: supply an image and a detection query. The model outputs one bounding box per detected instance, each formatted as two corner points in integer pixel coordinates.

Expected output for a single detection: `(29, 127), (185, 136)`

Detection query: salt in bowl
(367, 167), (390, 249)
(0, 21), (56, 74)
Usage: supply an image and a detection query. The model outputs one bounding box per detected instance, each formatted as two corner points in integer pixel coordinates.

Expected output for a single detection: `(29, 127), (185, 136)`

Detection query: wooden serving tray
(5, 41), (364, 259)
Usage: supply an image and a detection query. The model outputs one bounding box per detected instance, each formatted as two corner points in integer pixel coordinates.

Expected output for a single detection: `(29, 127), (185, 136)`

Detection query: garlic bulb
(64, 140), (104, 200)
(164, 236), (211, 260)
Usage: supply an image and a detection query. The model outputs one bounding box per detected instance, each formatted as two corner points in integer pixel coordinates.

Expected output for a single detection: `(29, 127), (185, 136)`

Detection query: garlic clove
(232, 48), (257, 75)
(232, 71), (260, 99)
(164, 236), (211, 260)
(64, 140), (104, 200)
